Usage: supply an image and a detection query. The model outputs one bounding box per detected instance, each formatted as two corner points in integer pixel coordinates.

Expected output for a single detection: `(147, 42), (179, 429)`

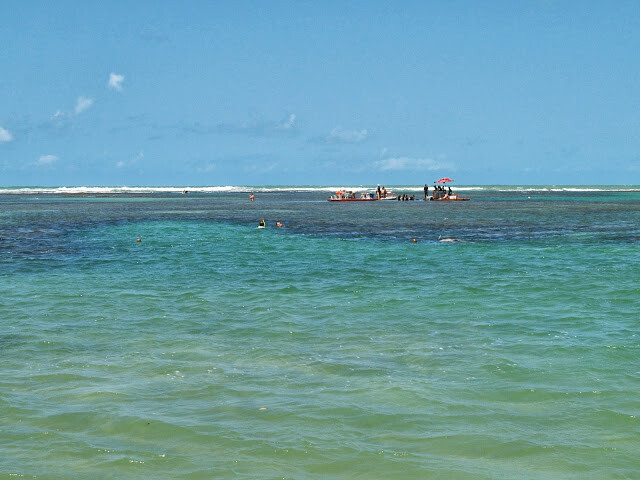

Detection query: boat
(429, 193), (470, 201)
(328, 190), (378, 201)
(378, 194), (398, 200)
(327, 188), (399, 202)
(429, 178), (469, 201)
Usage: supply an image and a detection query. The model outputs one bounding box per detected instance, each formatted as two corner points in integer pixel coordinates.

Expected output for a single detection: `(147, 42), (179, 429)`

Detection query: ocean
(1, 185), (639, 479)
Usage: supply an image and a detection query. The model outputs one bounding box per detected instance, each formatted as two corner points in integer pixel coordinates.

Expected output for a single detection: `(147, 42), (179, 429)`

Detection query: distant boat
(328, 190), (378, 202)
(328, 189), (397, 201)
(430, 178), (469, 201)
(429, 193), (470, 201)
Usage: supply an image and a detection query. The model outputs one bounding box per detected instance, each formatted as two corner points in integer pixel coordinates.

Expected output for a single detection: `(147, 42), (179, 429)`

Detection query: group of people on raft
(334, 184), (456, 201)
(333, 190), (366, 200)
(375, 185), (390, 199)
(424, 184), (453, 200)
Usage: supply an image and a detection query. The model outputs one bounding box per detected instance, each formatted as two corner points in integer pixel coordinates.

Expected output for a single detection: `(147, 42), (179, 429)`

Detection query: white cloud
(375, 156), (452, 171)
(278, 114), (296, 130)
(108, 72), (125, 91)
(117, 150), (143, 168)
(197, 163), (216, 173)
(44, 96), (94, 131)
(47, 109), (73, 129)
(327, 126), (368, 143)
(0, 126), (13, 143)
(216, 114), (298, 137)
(37, 154), (58, 165)
(75, 96), (94, 114)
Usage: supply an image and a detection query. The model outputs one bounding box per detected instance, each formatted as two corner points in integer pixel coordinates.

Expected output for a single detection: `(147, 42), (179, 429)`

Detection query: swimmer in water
(438, 236), (469, 243)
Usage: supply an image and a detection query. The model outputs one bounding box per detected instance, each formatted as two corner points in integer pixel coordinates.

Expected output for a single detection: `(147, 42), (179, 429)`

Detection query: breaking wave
(1, 185), (638, 195)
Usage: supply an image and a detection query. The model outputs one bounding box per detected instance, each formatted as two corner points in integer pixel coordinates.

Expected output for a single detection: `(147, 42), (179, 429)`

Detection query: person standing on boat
(424, 184), (429, 200)
(376, 184), (381, 199)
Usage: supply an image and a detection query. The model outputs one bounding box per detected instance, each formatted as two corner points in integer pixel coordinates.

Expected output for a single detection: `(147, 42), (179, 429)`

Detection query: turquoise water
(1, 187), (639, 479)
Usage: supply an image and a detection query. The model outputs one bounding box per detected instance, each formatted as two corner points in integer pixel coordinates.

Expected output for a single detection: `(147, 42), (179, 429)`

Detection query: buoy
(136, 238), (141, 242)
(412, 238), (417, 243)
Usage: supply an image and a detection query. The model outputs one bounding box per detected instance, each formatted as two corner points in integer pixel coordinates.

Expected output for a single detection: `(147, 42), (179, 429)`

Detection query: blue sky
(2, 1), (639, 186)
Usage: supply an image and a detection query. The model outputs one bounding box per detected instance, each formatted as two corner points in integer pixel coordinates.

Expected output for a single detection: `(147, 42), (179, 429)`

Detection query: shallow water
(1, 187), (639, 478)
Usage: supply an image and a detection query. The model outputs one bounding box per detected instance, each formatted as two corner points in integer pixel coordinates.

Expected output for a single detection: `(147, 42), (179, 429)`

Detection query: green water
(1, 188), (639, 478)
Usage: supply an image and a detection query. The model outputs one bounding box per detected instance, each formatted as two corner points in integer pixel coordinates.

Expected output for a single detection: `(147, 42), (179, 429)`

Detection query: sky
(2, 0), (640, 186)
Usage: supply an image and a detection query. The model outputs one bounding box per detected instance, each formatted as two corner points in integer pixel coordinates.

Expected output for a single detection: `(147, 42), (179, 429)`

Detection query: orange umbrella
(436, 177), (453, 184)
